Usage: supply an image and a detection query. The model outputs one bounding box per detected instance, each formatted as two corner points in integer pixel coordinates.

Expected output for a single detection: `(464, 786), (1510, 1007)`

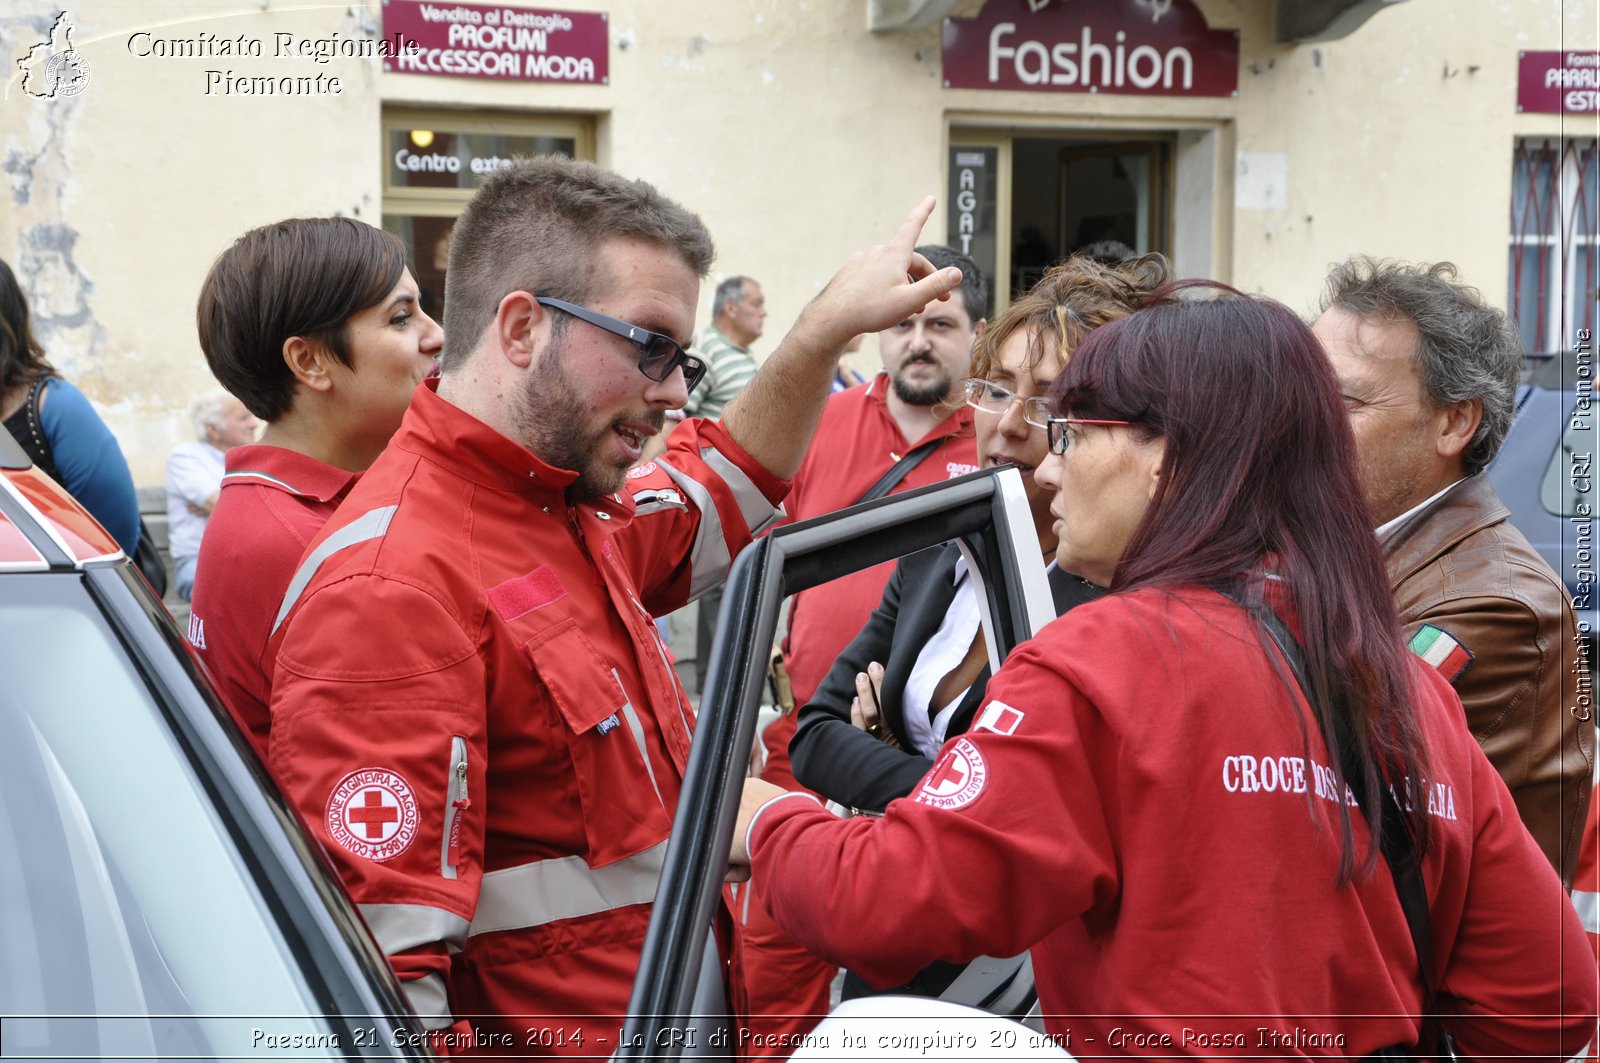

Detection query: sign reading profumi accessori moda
(381, 0), (608, 84)
(942, 0), (1238, 98)
(1518, 51), (1600, 113)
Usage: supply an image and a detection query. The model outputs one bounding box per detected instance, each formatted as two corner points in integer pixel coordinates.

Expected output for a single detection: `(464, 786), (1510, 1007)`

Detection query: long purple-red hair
(1050, 280), (1428, 880)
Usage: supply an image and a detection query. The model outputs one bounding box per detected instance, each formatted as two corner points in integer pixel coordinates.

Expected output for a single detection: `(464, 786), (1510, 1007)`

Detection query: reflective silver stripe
(270, 505), (398, 636)
(654, 459), (731, 600)
(402, 971), (454, 1031)
(1573, 889), (1600, 935)
(359, 902), (471, 954)
(700, 445), (783, 537)
(614, 697), (659, 806)
(468, 842), (666, 937)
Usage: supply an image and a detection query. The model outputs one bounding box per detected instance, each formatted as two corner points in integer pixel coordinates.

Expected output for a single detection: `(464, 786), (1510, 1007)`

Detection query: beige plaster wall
(1227, 0), (1598, 316)
(2, 2), (386, 479)
(2, 0), (1596, 486)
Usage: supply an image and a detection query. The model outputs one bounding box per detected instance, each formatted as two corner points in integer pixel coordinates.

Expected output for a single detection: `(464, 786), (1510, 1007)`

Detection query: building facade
(0, 0), (1595, 483)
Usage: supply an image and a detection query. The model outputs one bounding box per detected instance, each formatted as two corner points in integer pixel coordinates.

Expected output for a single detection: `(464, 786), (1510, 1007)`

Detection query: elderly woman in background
(0, 257), (141, 554)
(734, 282), (1595, 1057)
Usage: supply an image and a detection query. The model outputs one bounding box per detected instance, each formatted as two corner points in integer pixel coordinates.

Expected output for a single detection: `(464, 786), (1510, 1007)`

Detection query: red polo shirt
(188, 444), (357, 758)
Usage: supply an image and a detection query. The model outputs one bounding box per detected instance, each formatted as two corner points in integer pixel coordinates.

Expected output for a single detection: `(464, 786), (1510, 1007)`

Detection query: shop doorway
(1010, 136), (1170, 297)
(950, 127), (1207, 313)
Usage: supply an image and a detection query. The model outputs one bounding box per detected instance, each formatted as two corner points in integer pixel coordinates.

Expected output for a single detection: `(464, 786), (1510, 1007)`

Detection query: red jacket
(269, 381), (787, 1054)
(750, 585), (1596, 1059)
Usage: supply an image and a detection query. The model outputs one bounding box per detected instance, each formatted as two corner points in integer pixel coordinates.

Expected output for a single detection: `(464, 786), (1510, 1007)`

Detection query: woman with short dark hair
(734, 282), (1595, 1057)
(190, 218), (442, 755)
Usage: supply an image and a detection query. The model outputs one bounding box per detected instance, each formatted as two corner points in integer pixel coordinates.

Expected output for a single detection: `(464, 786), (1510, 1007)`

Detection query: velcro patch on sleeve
(1407, 624), (1474, 683)
(488, 564), (567, 623)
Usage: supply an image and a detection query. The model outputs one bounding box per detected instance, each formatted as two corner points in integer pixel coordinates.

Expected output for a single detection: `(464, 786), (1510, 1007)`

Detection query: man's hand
(790, 197), (963, 355)
(729, 777), (790, 866)
(716, 196), (961, 481)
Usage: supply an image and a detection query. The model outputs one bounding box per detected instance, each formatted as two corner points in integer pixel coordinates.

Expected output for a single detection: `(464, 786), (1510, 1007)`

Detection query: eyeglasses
(1046, 416), (1133, 455)
(961, 378), (1053, 428)
(534, 296), (707, 393)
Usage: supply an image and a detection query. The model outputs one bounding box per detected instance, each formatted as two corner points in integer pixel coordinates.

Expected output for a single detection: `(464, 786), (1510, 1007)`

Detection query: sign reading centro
(943, 0), (1238, 98)
(382, 0), (607, 85)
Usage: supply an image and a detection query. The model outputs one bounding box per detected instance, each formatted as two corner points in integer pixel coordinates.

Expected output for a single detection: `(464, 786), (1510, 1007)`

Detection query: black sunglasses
(534, 296), (707, 393)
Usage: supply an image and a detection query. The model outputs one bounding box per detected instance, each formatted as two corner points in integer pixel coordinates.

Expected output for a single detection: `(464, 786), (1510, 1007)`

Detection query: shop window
(381, 110), (593, 319)
(1509, 138), (1598, 354)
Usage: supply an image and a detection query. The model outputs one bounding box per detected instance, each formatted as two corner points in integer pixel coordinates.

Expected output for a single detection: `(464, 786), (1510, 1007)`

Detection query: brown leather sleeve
(1399, 586), (1593, 886)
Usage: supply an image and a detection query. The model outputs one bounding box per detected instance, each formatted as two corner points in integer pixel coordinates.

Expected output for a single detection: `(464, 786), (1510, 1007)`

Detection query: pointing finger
(888, 195), (938, 251)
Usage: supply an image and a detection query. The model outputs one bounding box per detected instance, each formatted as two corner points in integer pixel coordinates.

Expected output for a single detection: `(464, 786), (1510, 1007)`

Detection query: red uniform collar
(394, 377), (582, 496)
(220, 444), (359, 503)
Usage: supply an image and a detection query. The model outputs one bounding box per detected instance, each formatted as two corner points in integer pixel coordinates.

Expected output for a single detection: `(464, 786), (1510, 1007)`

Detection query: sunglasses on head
(534, 296), (707, 393)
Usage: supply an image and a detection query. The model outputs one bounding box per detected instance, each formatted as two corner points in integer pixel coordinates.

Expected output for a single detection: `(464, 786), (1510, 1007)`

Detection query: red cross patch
(326, 767), (420, 862)
(914, 737), (989, 810)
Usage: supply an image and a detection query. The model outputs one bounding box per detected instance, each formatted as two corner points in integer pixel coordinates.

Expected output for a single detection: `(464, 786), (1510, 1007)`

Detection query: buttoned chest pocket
(521, 620), (673, 861)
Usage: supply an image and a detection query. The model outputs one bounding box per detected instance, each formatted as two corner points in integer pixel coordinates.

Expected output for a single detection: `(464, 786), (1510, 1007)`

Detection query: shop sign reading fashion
(942, 0), (1238, 98)
(1518, 51), (1600, 113)
(381, 0), (608, 84)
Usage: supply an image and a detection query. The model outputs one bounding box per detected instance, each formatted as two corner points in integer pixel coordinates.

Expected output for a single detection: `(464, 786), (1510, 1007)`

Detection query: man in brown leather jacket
(1314, 257), (1593, 886)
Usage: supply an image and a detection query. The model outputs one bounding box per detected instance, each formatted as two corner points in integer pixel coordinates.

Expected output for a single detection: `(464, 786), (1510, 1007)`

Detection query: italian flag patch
(1408, 624), (1474, 683)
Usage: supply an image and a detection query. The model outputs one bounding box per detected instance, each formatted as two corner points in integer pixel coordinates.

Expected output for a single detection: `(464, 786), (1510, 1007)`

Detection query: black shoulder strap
(19, 377), (62, 480)
(854, 436), (945, 506)
(1244, 601), (1439, 1006)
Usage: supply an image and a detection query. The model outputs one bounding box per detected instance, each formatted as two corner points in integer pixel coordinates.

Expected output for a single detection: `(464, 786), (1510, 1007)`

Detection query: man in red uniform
(266, 156), (962, 1052)
(736, 245), (985, 1042)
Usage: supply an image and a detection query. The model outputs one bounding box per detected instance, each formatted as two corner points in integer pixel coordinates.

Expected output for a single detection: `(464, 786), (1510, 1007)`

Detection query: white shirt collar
(1375, 478), (1465, 538)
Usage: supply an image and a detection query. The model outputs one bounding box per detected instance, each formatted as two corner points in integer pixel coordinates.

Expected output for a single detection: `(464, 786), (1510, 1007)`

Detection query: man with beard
(264, 156), (963, 1050)
(735, 244), (984, 1046)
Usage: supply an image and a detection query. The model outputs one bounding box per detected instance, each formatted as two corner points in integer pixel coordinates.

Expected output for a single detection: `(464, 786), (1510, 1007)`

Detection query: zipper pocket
(442, 736), (470, 879)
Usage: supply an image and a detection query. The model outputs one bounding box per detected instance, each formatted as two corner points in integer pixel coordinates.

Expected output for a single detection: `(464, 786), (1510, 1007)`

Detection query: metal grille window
(1509, 138), (1599, 353)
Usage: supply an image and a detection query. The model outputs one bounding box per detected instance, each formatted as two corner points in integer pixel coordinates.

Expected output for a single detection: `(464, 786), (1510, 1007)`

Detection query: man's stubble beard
(515, 332), (661, 502)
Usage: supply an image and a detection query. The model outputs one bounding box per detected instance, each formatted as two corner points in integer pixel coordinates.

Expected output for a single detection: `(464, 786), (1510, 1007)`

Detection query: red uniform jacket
(750, 586), (1597, 1059)
(269, 381), (787, 1054)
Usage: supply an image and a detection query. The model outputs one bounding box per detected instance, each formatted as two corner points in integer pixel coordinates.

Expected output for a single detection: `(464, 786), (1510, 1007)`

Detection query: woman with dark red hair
(732, 282), (1595, 1057)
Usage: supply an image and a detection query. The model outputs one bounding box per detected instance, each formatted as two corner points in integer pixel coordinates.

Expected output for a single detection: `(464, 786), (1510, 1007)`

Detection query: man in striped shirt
(683, 275), (765, 419)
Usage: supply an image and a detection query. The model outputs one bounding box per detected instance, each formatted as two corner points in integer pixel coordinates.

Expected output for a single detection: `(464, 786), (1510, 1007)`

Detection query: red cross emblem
(346, 788), (402, 840)
(326, 768), (419, 861)
(927, 756), (968, 790)
(915, 738), (989, 810)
